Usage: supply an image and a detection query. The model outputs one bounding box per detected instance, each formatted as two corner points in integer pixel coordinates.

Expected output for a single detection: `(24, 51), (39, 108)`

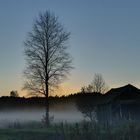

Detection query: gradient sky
(0, 0), (140, 96)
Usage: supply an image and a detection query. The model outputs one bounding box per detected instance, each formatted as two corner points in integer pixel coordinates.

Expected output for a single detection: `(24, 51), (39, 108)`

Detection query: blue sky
(0, 0), (140, 96)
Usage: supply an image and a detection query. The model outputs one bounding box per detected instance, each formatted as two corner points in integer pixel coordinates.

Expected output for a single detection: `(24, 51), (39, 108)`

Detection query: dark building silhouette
(97, 84), (140, 124)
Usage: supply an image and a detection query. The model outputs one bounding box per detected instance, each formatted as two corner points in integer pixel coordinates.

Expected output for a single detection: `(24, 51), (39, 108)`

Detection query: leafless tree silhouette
(10, 90), (19, 97)
(80, 73), (108, 94)
(23, 11), (73, 125)
(91, 73), (108, 93)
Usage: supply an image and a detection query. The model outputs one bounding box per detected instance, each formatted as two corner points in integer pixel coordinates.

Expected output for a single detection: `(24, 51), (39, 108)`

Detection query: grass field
(0, 121), (140, 140)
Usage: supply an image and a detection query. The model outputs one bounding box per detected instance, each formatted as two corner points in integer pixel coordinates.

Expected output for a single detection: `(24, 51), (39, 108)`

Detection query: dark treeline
(0, 92), (102, 108)
(0, 84), (140, 124)
(1, 84), (140, 108)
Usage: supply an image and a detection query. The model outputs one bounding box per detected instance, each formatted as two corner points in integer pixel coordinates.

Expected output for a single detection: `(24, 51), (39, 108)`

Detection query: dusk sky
(0, 0), (140, 96)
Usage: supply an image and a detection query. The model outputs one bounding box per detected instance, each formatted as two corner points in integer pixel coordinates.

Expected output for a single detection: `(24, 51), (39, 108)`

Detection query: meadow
(0, 121), (139, 140)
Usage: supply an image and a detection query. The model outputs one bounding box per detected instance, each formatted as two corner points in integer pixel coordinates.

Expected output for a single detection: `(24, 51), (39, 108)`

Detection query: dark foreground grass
(0, 121), (140, 140)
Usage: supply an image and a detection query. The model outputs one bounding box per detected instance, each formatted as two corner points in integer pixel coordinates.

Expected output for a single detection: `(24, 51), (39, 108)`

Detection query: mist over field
(0, 102), (84, 127)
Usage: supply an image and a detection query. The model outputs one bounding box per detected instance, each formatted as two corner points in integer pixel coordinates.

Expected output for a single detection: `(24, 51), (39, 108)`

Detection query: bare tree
(23, 11), (73, 125)
(80, 74), (108, 94)
(10, 90), (19, 97)
(91, 73), (108, 93)
(77, 74), (108, 121)
(80, 85), (93, 93)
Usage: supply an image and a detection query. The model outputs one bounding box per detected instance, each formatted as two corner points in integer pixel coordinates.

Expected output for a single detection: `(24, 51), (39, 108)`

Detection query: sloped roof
(101, 84), (140, 104)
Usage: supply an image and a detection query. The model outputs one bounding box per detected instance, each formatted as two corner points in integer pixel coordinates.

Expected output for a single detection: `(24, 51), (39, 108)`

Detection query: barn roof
(101, 84), (140, 104)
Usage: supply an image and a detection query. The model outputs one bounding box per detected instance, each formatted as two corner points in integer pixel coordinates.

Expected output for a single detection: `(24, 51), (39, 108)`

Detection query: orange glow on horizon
(1, 81), (140, 97)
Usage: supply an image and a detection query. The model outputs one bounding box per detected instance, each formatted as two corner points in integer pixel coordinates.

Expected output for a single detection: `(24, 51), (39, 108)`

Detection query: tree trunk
(45, 81), (50, 126)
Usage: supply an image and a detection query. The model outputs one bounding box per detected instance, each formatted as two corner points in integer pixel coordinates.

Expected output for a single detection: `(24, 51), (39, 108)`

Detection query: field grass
(0, 121), (140, 140)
